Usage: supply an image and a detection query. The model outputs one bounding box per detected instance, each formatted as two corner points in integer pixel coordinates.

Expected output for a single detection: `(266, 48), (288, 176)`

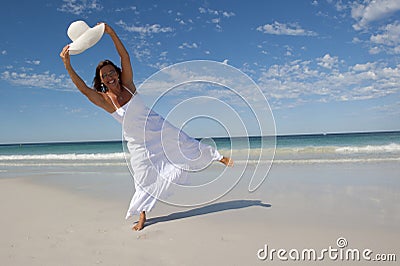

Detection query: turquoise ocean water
(0, 131), (399, 167)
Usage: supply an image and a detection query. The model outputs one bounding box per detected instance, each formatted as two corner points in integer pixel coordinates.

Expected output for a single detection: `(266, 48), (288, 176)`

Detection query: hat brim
(68, 23), (105, 55)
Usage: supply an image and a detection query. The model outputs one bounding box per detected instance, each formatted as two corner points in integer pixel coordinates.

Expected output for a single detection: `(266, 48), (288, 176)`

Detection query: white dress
(110, 92), (223, 219)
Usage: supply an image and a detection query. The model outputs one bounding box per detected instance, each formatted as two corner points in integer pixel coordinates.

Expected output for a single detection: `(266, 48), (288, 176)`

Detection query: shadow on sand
(146, 200), (271, 227)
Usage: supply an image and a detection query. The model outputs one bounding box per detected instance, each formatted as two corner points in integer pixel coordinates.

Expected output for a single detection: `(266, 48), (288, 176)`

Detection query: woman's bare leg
(132, 211), (146, 231)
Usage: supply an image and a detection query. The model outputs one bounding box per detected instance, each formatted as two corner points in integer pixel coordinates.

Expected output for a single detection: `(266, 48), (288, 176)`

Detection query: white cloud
(332, 1), (400, 55)
(257, 57), (400, 108)
(178, 42), (199, 49)
(1, 70), (75, 91)
(115, 6), (137, 12)
(284, 45), (294, 56)
(57, 0), (103, 15)
(198, 6), (235, 31)
(1, 50), (6, 55)
(369, 21), (400, 54)
(352, 36), (362, 43)
(198, 7), (207, 14)
(26, 60), (41, 65)
(115, 20), (173, 64)
(211, 18), (221, 24)
(334, 0), (347, 12)
(369, 46), (381, 54)
(222, 11), (235, 18)
(116, 20), (173, 35)
(351, 0), (400, 30)
(257, 21), (317, 36)
(371, 101), (400, 115)
(351, 62), (376, 72)
(132, 45), (151, 62)
(317, 54), (338, 69)
(198, 7), (226, 16)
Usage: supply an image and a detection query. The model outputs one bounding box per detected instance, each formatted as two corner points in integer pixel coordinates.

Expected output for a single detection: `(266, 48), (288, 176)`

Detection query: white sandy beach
(0, 162), (399, 265)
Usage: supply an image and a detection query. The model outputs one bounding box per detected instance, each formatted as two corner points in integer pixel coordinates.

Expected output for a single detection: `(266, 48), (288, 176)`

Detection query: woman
(60, 23), (233, 231)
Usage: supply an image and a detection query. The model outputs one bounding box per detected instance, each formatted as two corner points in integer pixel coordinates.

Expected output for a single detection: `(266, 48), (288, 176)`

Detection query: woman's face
(100, 65), (119, 89)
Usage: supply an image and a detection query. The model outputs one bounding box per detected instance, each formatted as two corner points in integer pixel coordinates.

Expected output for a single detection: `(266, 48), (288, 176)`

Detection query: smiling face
(100, 65), (119, 90)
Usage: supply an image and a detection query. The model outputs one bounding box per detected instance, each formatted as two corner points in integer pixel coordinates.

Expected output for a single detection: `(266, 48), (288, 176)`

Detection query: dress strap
(107, 85), (136, 111)
(122, 85), (136, 96)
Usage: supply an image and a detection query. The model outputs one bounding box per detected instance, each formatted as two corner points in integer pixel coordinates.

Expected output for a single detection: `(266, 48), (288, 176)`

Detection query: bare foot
(219, 156), (234, 167)
(132, 211), (146, 231)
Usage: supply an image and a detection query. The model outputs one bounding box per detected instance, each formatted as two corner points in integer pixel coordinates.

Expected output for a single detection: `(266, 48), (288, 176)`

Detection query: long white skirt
(122, 94), (222, 219)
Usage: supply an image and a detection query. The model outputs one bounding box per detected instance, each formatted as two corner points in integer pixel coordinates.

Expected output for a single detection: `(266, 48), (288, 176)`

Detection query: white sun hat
(67, 21), (105, 55)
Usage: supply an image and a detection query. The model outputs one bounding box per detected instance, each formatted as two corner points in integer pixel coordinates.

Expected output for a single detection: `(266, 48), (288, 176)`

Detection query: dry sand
(0, 162), (398, 265)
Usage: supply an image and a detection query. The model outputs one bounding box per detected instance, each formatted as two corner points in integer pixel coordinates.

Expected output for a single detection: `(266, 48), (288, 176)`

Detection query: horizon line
(1, 129), (399, 146)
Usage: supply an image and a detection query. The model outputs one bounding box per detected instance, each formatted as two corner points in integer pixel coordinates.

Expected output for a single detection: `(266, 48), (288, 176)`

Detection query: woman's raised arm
(102, 23), (135, 92)
(60, 45), (113, 112)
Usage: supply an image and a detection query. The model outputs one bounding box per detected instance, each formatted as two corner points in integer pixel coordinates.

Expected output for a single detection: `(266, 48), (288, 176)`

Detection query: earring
(101, 83), (108, 93)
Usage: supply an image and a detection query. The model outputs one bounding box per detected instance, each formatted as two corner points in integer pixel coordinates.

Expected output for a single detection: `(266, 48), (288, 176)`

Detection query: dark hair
(93, 60), (122, 92)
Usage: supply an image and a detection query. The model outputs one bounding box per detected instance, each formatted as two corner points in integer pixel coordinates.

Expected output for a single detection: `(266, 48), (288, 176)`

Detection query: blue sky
(1, 0), (400, 143)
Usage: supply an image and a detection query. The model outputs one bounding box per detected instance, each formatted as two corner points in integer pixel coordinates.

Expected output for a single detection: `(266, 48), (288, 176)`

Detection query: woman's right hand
(99, 22), (115, 35)
(60, 45), (71, 66)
